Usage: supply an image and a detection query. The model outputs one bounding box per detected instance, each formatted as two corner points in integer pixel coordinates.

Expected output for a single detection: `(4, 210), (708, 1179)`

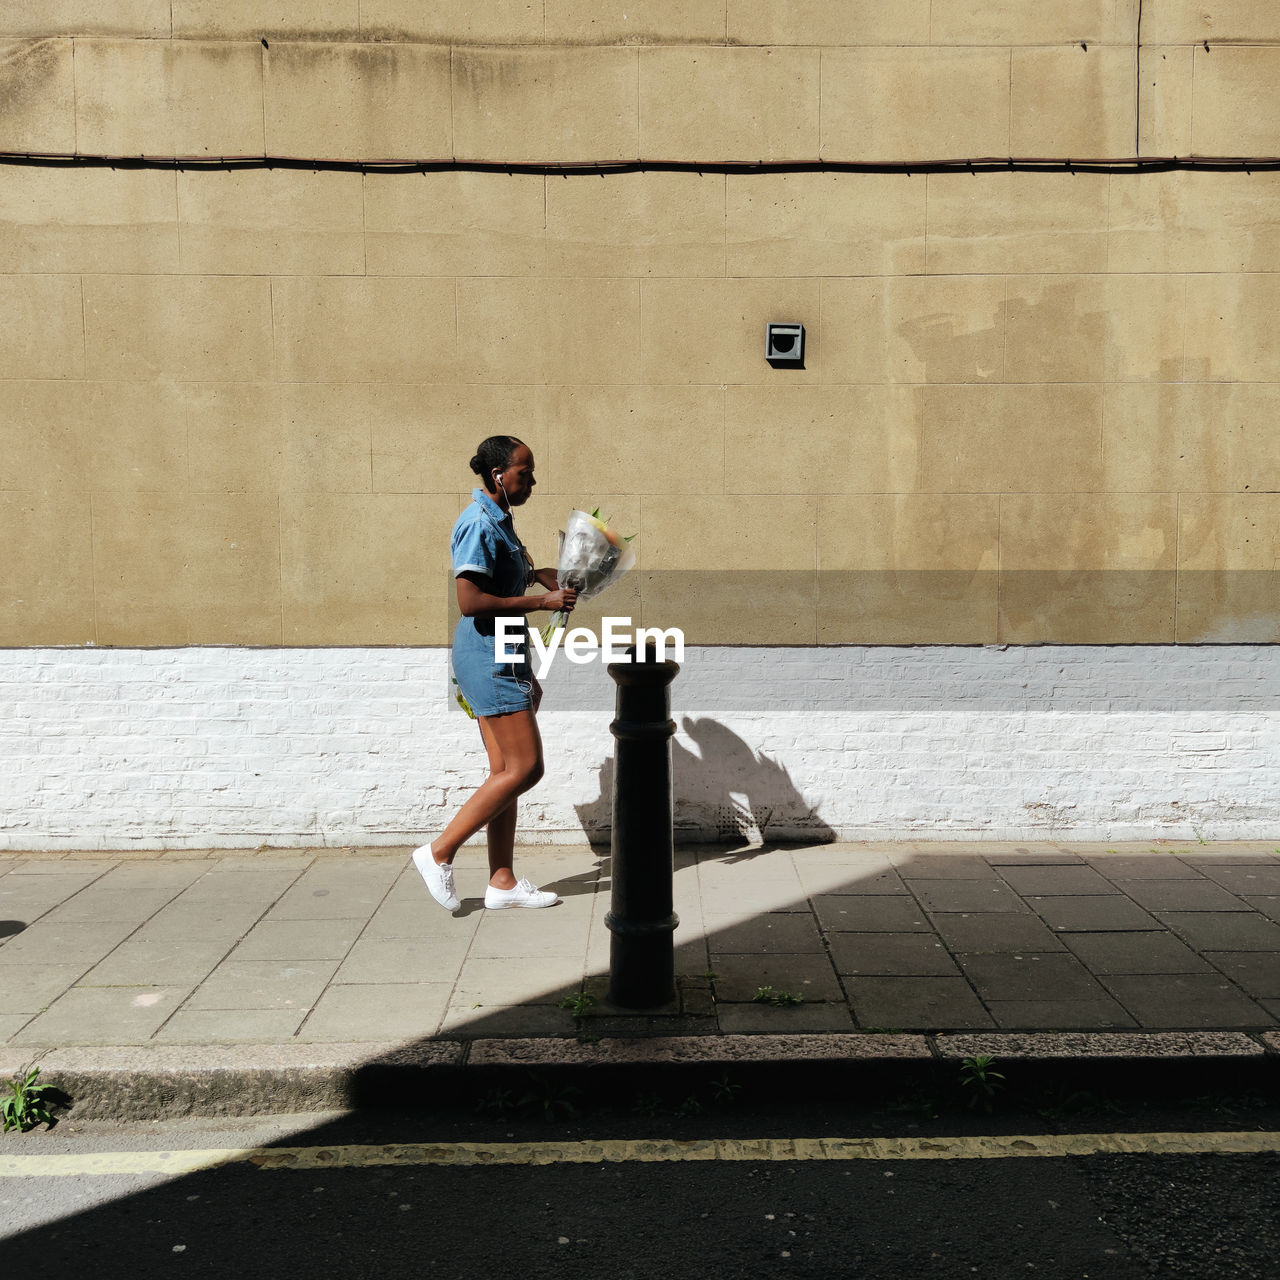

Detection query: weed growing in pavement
(560, 991), (597, 1022)
(709, 1073), (742, 1105)
(518, 1074), (581, 1121)
(752, 985), (804, 1006)
(958, 1055), (1006, 1113)
(475, 1087), (517, 1116)
(628, 1075), (744, 1120)
(631, 1092), (664, 1119)
(888, 1089), (941, 1122)
(1031, 1086), (1122, 1124)
(1, 1065), (57, 1133)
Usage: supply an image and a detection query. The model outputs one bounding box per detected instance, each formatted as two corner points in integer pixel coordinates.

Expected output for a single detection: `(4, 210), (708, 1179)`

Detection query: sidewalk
(2, 841), (1278, 1116)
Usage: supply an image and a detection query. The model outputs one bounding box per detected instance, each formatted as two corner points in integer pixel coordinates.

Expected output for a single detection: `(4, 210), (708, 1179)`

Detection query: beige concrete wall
(2, 16), (1279, 645)
(6, 27), (1280, 162)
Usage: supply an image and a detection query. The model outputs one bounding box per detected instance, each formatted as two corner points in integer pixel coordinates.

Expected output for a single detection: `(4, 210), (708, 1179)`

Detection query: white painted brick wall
(0, 645), (1277, 849)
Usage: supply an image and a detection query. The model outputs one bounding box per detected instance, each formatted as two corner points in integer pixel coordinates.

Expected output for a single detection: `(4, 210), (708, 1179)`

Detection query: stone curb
(3, 1031), (1276, 1123)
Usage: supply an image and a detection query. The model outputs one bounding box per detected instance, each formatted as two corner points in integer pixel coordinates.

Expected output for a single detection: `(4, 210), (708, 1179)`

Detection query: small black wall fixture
(766, 322), (805, 368)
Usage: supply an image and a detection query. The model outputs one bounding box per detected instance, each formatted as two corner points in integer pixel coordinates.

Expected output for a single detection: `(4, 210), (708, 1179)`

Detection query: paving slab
(439, 1004), (570, 1038)
(333, 937), (473, 985)
(827, 933), (959, 977)
(1247, 897), (1280, 924)
(1032, 895), (1160, 932)
(794, 863), (907, 896)
(125, 908), (268, 946)
(1083, 855), (1203, 879)
(0, 963), (93, 1012)
(230, 918), (367, 962)
(155, 1008), (310, 1044)
(266, 862), (402, 920)
(469, 906), (592, 960)
(1156, 911), (1280, 951)
(985, 999), (1137, 1030)
(1197, 865), (1280, 895)
(453, 955), (583, 1007)
(981, 848), (1084, 865)
(1179, 850), (1279, 865)
(300, 983), (453, 1042)
(39, 888), (186, 924)
(930, 912), (1067, 953)
(1202, 953), (1280, 1000)
(812, 894), (932, 933)
(1059, 931), (1213, 975)
(912, 880), (1030, 913)
(1119, 878), (1253, 912)
(716, 1002), (856, 1033)
(707, 912), (825, 954)
(708, 954), (845, 1003)
(996, 865), (1121, 896)
(81, 938), (235, 987)
(894, 855), (1002, 880)
(183, 960), (340, 1012)
(956, 953), (1109, 1002)
(0, 920), (144, 966)
(844, 976), (995, 1030)
(6, 859), (118, 876)
(1101, 974), (1276, 1028)
(0, 872), (114, 916)
(12, 985), (192, 1046)
(0, 1014), (32, 1041)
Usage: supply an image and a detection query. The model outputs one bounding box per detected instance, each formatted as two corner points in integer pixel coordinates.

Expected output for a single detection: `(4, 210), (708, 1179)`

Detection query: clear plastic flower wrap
(541, 508), (636, 641)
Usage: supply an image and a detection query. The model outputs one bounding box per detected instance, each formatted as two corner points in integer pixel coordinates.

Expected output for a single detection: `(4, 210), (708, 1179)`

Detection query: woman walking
(413, 436), (577, 912)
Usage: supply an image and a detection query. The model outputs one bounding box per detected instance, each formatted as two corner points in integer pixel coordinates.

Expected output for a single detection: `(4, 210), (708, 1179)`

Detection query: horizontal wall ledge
(8, 2), (1280, 47)
(7, 36), (1279, 163)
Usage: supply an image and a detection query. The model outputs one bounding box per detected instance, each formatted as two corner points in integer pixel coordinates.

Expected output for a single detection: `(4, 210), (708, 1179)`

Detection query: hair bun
(468, 455), (484, 475)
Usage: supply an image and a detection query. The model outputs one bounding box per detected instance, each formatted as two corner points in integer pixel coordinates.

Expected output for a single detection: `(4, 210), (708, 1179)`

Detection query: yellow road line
(4, 1131), (1280, 1178)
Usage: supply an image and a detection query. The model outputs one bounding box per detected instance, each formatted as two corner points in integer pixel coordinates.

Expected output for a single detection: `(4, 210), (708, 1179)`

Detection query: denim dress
(449, 488), (536, 717)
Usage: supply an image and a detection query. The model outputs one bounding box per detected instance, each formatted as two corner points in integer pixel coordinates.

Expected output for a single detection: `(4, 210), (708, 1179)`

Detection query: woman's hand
(540, 587), (578, 612)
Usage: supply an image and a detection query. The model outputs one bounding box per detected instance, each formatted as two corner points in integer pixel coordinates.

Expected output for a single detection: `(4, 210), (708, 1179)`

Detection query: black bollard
(605, 641), (680, 1009)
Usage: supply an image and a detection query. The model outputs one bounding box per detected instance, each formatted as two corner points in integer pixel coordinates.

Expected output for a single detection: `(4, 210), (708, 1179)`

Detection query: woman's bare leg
(485, 797), (518, 889)
(478, 712), (520, 889)
(430, 709), (543, 884)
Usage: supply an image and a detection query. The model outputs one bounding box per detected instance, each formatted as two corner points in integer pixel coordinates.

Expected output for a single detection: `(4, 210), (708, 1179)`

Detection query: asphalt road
(3, 1084), (1278, 1279)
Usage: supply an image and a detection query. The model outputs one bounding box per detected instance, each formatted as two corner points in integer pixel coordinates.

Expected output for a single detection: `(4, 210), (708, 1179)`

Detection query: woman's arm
(532, 567), (559, 591)
(456, 572), (576, 620)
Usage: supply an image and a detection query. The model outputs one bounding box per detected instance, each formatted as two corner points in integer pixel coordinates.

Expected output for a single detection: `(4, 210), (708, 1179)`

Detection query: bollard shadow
(574, 714), (835, 857)
(0, 920), (25, 940)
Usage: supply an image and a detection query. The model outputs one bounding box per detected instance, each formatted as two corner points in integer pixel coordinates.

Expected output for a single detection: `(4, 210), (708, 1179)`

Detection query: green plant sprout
(752, 986), (804, 1006)
(1, 1065), (56, 1133)
(560, 991), (597, 1021)
(709, 1073), (742, 1105)
(518, 1074), (581, 1121)
(958, 1055), (1006, 1113)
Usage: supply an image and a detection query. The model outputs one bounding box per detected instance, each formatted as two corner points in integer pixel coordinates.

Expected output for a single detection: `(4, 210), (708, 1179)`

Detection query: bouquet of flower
(541, 508), (636, 642)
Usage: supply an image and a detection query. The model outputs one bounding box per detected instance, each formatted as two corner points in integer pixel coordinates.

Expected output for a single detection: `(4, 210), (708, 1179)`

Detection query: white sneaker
(412, 844), (459, 911)
(484, 877), (559, 910)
